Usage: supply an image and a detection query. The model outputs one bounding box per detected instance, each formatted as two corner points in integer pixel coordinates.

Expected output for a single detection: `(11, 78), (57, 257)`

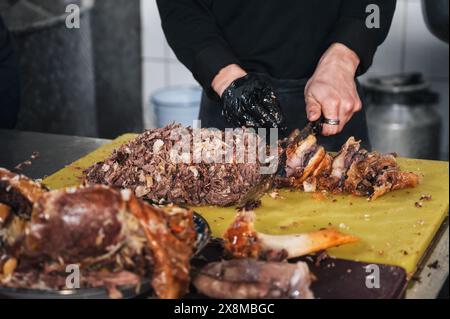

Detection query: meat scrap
(14, 152), (40, 171)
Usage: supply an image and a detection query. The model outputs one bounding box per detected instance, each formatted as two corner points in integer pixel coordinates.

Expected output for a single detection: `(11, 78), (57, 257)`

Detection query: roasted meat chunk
(343, 152), (420, 200)
(0, 175), (196, 299)
(194, 259), (314, 299)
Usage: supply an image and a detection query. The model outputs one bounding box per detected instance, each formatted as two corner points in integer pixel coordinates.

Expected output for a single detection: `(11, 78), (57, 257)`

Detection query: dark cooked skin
(0, 168), (47, 219)
(0, 203), (10, 228)
(1, 182), (196, 299)
(344, 153), (420, 199)
(287, 135), (421, 198)
(193, 259), (314, 299)
(128, 197), (196, 299)
(22, 187), (124, 263)
(84, 124), (269, 207)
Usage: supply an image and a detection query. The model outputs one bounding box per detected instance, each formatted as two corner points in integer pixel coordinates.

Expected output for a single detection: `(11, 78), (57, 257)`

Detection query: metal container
(364, 73), (441, 160)
(422, 0), (449, 43)
(2, 0), (98, 137)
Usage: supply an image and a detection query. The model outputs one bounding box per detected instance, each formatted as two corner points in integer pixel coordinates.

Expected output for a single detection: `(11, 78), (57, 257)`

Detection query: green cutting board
(43, 134), (449, 275)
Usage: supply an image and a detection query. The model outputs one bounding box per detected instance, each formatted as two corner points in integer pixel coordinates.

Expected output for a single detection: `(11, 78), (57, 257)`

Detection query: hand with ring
(305, 43), (362, 136)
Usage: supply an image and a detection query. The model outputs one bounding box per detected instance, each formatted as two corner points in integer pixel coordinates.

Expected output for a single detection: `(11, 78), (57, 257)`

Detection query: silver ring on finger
(323, 118), (340, 126)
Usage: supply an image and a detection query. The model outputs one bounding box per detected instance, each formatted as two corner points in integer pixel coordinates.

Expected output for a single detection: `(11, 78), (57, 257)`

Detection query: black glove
(221, 74), (287, 131)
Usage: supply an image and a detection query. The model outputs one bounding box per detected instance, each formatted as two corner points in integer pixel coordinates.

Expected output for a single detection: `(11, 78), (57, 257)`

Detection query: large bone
(224, 210), (358, 260)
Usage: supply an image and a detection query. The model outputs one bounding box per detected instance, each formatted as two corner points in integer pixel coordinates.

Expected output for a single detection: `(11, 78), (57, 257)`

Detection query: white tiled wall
(141, 0), (449, 158)
(140, 0), (197, 128)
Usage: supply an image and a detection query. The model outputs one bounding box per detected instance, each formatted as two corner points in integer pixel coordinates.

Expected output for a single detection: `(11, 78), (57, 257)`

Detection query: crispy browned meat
(129, 197), (195, 299)
(0, 168), (47, 219)
(285, 134), (327, 187)
(288, 135), (420, 200)
(0, 203), (10, 228)
(194, 259), (314, 299)
(343, 152), (420, 200)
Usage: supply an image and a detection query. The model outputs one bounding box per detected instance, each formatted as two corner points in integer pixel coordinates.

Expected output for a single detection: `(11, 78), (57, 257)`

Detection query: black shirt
(157, 0), (395, 94)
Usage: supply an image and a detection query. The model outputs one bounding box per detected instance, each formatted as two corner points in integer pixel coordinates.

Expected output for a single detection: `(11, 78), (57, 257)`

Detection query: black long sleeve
(157, 0), (239, 92)
(157, 0), (396, 91)
(326, 0), (396, 74)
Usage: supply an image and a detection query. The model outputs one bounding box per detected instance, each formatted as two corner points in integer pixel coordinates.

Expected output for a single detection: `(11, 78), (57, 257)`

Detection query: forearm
(156, 0), (239, 93)
(326, 0), (396, 74)
(211, 64), (247, 97)
(318, 43), (360, 78)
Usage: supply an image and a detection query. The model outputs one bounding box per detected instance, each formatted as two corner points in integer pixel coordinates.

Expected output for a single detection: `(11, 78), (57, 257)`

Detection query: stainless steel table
(0, 129), (109, 179)
(0, 129), (447, 299)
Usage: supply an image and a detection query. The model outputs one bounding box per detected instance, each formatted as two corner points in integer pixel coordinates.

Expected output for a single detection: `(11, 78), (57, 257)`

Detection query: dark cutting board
(189, 239), (407, 299)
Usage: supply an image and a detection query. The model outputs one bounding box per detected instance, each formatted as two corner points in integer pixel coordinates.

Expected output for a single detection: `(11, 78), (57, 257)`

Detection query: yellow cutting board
(43, 134), (449, 275)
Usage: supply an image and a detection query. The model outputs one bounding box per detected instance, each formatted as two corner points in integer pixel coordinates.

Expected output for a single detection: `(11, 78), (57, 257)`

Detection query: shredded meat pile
(84, 124), (270, 207)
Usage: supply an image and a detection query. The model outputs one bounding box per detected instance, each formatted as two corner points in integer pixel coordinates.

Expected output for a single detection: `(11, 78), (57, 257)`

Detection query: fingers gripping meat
(223, 210), (358, 260)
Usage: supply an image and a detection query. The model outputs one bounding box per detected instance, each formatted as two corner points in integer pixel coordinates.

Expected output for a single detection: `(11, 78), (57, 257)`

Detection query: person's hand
(305, 43), (361, 136)
(212, 65), (286, 130)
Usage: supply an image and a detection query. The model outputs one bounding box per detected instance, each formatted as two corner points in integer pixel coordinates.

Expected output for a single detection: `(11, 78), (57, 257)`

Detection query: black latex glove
(221, 74), (287, 132)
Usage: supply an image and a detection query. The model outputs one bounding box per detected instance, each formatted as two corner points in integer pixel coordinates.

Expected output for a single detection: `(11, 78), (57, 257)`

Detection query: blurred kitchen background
(0, 0), (448, 160)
